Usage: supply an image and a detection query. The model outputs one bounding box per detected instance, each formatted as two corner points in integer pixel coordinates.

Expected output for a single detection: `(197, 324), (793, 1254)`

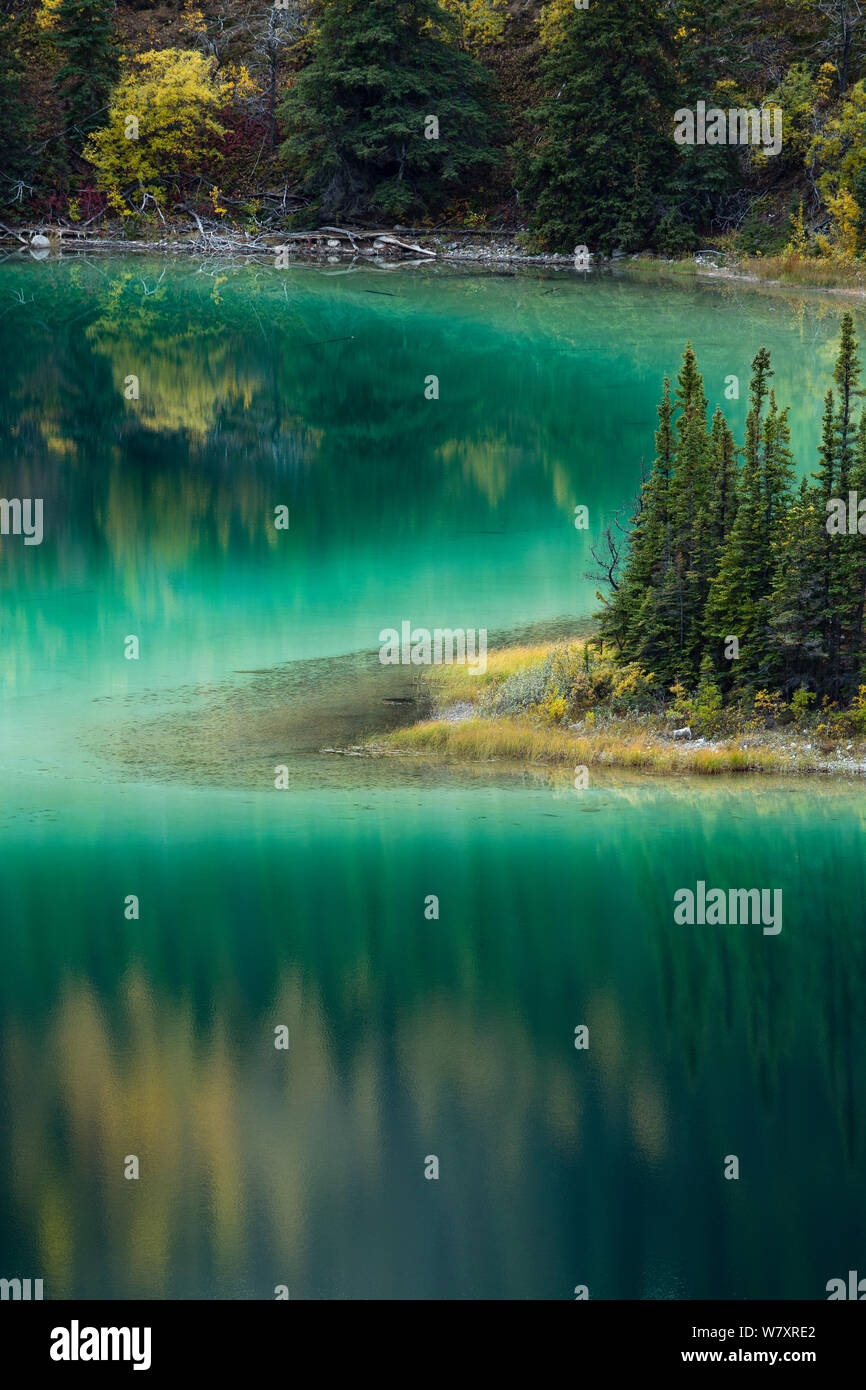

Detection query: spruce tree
(809, 387), (838, 686)
(54, 0), (118, 150)
(516, 0), (680, 253)
(703, 348), (774, 688)
(845, 413), (866, 677)
(829, 313), (865, 689)
(696, 406), (739, 674)
(671, 0), (747, 231)
(278, 0), (501, 223)
(761, 391), (796, 559)
(704, 406), (739, 563)
(0, 9), (36, 203)
(833, 313), (862, 494)
(652, 343), (711, 681)
(598, 377), (675, 659)
(765, 478), (826, 692)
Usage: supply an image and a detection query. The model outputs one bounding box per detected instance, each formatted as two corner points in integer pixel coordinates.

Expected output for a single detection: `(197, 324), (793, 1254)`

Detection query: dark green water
(0, 254), (864, 1299)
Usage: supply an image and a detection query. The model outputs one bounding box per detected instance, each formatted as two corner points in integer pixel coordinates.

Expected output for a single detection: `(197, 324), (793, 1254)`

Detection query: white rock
(30, 233), (51, 249)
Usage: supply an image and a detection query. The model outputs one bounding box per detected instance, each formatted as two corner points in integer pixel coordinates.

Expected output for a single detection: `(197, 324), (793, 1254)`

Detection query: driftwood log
(280, 226), (436, 257)
(0, 218), (440, 260)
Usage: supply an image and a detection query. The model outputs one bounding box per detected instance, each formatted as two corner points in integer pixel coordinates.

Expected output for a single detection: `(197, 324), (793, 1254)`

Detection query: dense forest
(596, 312), (866, 721)
(2, 0), (866, 255)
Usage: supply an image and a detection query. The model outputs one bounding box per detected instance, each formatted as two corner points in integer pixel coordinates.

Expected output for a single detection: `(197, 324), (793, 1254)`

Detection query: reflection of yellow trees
(437, 434), (512, 506)
(2, 767), (864, 1296)
(436, 434), (575, 513)
(40, 427), (76, 460)
(4, 969), (330, 1296)
(628, 1071), (668, 1164)
(8, 256), (866, 594)
(4, 962), (657, 1296)
(85, 272), (261, 437)
(113, 348), (256, 437)
(398, 1000), (583, 1168)
(94, 444), (319, 616)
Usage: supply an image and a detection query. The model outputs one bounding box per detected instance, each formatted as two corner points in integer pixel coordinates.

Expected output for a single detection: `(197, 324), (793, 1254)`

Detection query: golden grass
(377, 717), (793, 776)
(425, 639), (585, 705)
(621, 252), (866, 294)
(374, 636), (855, 777)
(737, 254), (866, 289)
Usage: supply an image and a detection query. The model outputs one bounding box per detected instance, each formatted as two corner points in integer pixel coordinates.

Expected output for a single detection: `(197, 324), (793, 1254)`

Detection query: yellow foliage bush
(782, 201), (807, 256)
(610, 664), (657, 712)
(810, 80), (866, 250)
(826, 189), (860, 255)
(83, 50), (237, 211)
(35, 0), (62, 30)
(751, 688), (786, 728)
(436, 0), (506, 53)
(536, 688), (568, 725)
(539, 0), (580, 48)
(850, 684), (866, 733)
(817, 64), (837, 104)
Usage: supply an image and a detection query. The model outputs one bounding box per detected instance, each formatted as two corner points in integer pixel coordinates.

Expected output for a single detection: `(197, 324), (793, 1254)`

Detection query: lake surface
(0, 254), (863, 1299)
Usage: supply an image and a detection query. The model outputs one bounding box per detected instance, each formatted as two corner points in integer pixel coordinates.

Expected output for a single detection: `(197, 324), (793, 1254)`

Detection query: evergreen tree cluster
(5, 0), (866, 244)
(0, 5), (35, 194)
(598, 313), (866, 706)
(53, 0), (118, 149)
(513, 0), (679, 254)
(278, 0), (501, 223)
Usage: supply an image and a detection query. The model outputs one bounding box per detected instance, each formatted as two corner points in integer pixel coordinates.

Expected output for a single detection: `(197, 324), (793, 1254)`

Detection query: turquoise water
(0, 255), (863, 1298)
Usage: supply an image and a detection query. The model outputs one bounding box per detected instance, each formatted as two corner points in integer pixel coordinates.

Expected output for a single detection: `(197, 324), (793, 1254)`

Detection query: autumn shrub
(816, 685), (866, 739)
(852, 685), (866, 734)
(477, 642), (611, 722)
(84, 50), (254, 213)
(609, 664), (660, 714)
(790, 685), (817, 723)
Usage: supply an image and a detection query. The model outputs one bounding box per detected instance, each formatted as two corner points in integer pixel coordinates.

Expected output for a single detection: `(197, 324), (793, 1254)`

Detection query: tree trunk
(269, 51), (277, 152)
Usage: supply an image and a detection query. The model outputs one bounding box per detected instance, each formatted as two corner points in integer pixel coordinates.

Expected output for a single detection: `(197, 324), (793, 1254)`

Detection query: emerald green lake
(0, 255), (863, 1299)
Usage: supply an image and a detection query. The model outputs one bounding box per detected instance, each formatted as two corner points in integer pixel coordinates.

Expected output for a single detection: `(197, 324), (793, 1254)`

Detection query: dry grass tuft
(377, 717), (793, 775)
(371, 637), (865, 777)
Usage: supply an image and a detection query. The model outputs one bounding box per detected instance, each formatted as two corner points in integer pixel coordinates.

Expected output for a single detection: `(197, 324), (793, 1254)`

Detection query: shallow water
(0, 254), (863, 1299)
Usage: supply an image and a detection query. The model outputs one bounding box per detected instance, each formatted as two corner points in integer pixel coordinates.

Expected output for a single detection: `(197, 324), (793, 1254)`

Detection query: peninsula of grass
(372, 638), (866, 778)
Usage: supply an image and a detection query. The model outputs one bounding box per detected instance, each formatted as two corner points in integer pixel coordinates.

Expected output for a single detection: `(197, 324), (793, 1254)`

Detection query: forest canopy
(2, 0), (866, 256)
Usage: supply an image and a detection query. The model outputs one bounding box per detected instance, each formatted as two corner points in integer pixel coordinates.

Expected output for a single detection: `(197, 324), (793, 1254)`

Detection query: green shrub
(790, 685), (817, 722)
(655, 211), (698, 257)
(736, 207), (789, 257)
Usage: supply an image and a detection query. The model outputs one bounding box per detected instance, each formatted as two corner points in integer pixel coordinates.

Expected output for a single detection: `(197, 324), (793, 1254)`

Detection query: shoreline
(6, 223), (866, 298)
(369, 716), (866, 779)
(366, 639), (866, 780)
